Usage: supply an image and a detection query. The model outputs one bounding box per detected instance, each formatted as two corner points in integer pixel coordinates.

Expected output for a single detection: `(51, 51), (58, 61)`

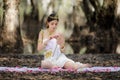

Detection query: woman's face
(48, 20), (58, 31)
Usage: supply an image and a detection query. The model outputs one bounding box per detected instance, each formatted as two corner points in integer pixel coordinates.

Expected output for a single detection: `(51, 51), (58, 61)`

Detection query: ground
(0, 54), (120, 80)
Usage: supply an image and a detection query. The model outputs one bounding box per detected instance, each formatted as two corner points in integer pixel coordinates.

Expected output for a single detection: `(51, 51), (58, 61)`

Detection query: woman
(37, 13), (91, 70)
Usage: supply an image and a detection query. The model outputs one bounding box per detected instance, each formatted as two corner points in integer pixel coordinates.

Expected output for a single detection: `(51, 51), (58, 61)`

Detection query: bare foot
(76, 62), (92, 68)
(80, 64), (92, 68)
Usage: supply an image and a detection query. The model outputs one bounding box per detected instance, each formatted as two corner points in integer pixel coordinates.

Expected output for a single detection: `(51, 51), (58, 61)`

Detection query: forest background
(0, 0), (120, 54)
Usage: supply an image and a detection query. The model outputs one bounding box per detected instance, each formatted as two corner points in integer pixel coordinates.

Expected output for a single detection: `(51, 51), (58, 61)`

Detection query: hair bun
(47, 13), (59, 22)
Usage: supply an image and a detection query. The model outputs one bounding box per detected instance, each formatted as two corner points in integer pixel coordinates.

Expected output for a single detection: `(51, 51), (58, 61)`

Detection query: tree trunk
(21, 0), (40, 54)
(0, 0), (23, 53)
(79, 0), (118, 53)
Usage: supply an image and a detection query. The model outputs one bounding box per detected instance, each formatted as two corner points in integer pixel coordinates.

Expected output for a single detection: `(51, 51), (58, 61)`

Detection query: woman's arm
(37, 30), (47, 51)
(56, 33), (65, 53)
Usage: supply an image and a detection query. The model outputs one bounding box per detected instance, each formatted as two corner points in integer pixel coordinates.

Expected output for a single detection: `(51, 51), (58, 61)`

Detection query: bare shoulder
(39, 29), (46, 35)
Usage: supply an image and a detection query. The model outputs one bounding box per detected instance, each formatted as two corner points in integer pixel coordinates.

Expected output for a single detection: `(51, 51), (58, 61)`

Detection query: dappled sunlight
(0, 0), (120, 79)
(42, 0), (51, 12)
(0, 0), (120, 54)
(116, 44), (120, 54)
(5, 2), (19, 32)
(99, 0), (104, 6)
(117, 0), (120, 16)
(79, 46), (87, 54)
(64, 42), (74, 54)
(19, 0), (120, 54)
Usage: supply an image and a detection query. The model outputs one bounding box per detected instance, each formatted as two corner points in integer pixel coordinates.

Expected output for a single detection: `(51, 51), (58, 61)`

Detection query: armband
(38, 40), (42, 43)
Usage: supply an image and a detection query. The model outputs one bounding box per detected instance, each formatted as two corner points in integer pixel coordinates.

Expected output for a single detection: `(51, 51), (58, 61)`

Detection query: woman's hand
(49, 33), (60, 39)
(55, 33), (65, 49)
(49, 33), (65, 51)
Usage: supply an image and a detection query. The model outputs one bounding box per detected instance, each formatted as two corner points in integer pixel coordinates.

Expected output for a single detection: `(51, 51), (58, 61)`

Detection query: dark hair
(47, 13), (59, 22)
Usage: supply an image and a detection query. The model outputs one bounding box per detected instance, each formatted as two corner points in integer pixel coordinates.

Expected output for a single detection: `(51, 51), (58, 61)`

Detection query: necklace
(47, 29), (54, 36)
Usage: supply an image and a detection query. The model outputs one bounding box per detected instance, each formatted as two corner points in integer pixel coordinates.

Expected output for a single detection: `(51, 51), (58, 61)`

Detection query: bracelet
(61, 45), (65, 49)
(60, 47), (65, 52)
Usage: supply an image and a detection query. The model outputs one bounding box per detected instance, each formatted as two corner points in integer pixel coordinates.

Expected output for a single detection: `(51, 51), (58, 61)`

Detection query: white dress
(43, 38), (74, 67)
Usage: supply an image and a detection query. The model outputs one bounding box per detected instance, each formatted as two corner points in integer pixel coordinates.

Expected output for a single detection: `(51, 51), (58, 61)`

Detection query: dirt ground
(0, 54), (120, 80)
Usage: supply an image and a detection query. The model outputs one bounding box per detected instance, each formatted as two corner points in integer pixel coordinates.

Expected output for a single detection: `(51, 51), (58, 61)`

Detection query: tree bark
(77, 0), (118, 53)
(0, 0), (23, 53)
(21, 0), (40, 53)
(89, 0), (117, 53)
